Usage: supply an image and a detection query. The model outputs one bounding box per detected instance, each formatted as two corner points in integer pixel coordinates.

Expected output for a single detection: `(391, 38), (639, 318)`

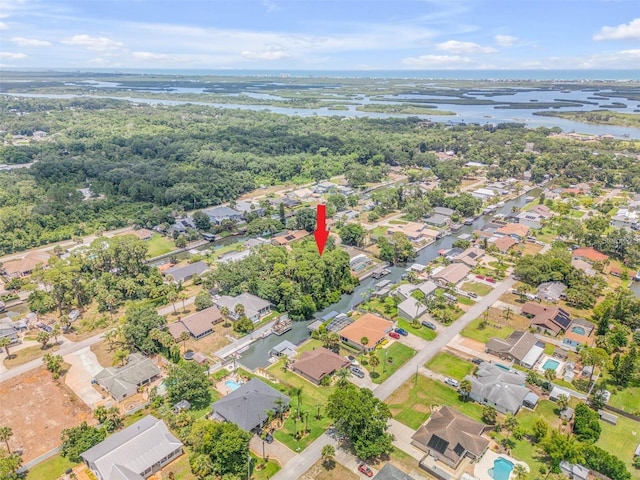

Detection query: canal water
(237, 190), (534, 369)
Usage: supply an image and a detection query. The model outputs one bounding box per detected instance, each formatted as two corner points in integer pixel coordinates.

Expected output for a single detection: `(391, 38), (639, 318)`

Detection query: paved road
(272, 276), (516, 479)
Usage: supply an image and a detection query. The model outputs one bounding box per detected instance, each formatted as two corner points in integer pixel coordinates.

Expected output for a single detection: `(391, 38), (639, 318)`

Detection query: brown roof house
(572, 247), (608, 263)
(495, 223), (530, 240)
(271, 230), (309, 246)
(486, 331), (545, 369)
(168, 306), (223, 341)
(431, 263), (471, 287)
(522, 302), (572, 336)
(412, 406), (489, 470)
(291, 347), (350, 385)
(493, 235), (518, 253)
(338, 313), (393, 352)
(453, 247), (485, 268)
(1, 251), (51, 278)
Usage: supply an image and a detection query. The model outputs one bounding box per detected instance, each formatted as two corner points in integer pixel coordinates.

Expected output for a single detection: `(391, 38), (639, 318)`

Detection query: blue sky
(1, 0), (639, 70)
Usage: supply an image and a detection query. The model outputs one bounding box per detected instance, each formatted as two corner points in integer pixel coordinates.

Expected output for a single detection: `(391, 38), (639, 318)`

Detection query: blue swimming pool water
(542, 359), (560, 371)
(491, 457), (515, 480)
(225, 379), (242, 391)
(571, 326), (586, 335)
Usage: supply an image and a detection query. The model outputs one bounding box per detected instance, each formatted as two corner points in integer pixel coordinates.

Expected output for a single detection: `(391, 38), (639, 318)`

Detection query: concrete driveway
(250, 434), (295, 466)
(64, 346), (106, 408)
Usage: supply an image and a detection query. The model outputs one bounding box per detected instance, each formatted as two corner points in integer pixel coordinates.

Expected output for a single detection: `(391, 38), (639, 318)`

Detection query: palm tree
(556, 394), (570, 411)
(360, 336), (369, 352)
(0, 426), (13, 453)
(526, 370), (540, 386)
(36, 330), (50, 349)
(335, 368), (351, 386)
(234, 303), (245, 319)
(167, 290), (178, 315)
(513, 464), (528, 480)
(544, 367), (556, 383)
(51, 324), (61, 345)
(0, 337), (11, 359)
(290, 386), (303, 418)
(274, 397), (286, 422)
(459, 378), (472, 401)
(369, 353), (380, 373)
(178, 292), (188, 313)
(190, 453), (214, 478)
(321, 444), (335, 468)
(179, 331), (190, 352)
(504, 413), (519, 440)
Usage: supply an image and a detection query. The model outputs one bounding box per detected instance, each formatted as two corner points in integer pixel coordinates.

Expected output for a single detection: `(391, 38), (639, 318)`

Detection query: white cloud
(10, 37), (51, 47)
(436, 40), (496, 54)
(402, 54), (471, 68)
(495, 35), (518, 47)
(594, 18), (640, 40)
(241, 48), (289, 60)
(0, 52), (26, 59)
(0, 22), (7, 29)
(132, 51), (188, 63)
(263, 0), (280, 13)
(62, 34), (123, 51)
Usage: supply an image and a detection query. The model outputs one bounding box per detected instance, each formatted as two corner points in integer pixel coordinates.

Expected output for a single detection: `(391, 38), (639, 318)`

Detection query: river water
(5, 89), (640, 138)
(238, 190), (534, 370)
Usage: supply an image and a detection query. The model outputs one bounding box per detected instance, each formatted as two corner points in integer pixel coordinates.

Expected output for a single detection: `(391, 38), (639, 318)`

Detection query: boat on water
(463, 218), (474, 226)
(497, 201), (505, 207)
(371, 267), (391, 279)
(272, 315), (292, 335)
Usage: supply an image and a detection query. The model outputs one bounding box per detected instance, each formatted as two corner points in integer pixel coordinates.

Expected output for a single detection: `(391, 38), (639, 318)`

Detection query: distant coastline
(3, 68), (640, 81)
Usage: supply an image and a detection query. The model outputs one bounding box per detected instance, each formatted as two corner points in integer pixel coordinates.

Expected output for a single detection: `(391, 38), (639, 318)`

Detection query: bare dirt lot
(0, 367), (92, 462)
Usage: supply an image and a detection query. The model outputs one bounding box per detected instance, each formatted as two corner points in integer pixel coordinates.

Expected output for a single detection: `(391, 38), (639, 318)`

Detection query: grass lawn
(4, 343), (60, 368)
(609, 386), (640, 413)
(251, 454), (281, 480)
(266, 359), (335, 451)
(396, 318), (437, 341)
(385, 375), (484, 429)
(162, 451), (197, 480)
(370, 342), (415, 384)
(461, 281), (493, 297)
(362, 297), (396, 318)
(372, 226), (388, 237)
(26, 454), (77, 480)
(596, 414), (640, 472)
(146, 234), (177, 257)
(510, 438), (547, 479)
(426, 352), (474, 381)
(457, 295), (475, 306)
(460, 317), (514, 344)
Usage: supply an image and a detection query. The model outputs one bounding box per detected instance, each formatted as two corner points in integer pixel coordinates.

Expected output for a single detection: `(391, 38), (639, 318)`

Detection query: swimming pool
(490, 457), (514, 480)
(542, 359), (560, 371)
(571, 326), (586, 335)
(225, 379), (242, 391)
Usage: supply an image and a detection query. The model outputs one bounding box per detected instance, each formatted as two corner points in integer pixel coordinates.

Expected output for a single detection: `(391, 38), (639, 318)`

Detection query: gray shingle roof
(164, 261), (209, 282)
(212, 378), (290, 431)
(82, 415), (182, 479)
(465, 363), (530, 413)
(94, 353), (160, 399)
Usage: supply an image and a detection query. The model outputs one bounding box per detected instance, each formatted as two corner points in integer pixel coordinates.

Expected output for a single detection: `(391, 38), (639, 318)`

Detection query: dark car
(421, 321), (437, 330)
(264, 433), (274, 444)
(389, 331), (400, 339)
(394, 327), (409, 336)
(350, 366), (365, 378)
(358, 463), (374, 477)
(472, 358), (483, 365)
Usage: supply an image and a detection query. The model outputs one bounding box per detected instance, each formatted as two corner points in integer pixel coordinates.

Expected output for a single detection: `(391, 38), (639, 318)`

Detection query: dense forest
(1, 96), (640, 255)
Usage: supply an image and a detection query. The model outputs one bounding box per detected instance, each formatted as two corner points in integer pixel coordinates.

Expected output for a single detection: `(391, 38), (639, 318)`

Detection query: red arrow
(314, 204), (329, 256)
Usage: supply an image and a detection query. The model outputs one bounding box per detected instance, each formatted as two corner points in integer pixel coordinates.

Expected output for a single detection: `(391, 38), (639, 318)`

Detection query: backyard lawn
(596, 414), (640, 473)
(609, 386), (640, 413)
(460, 281), (493, 297)
(369, 342), (415, 384)
(26, 455), (77, 480)
(460, 310), (523, 344)
(385, 375), (484, 429)
(425, 352), (474, 381)
(146, 234), (177, 257)
(266, 358), (335, 451)
(396, 318), (437, 341)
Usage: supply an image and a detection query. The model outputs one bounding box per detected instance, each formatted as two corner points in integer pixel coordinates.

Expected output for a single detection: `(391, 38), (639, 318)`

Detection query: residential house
(214, 293), (271, 323)
(471, 188), (497, 200)
(287, 187), (315, 202)
(271, 230), (309, 246)
(431, 263), (471, 287)
(571, 258), (597, 277)
(291, 347), (350, 384)
(129, 228), (154, 240)
(94, 353), (161, 401)
(373, 463), (415, 480)
(495, 223), (530, 240)
(392, 281), (437, 301)
(1, 251), (51, 278)
(212, 378), (290, 432)
(32, 130), (47, 139)
(559, 462), (590, 480)
(218, 249), (252, 264)
(464, 363), (531, 414)
(203, 206), (243, 225)
(492, 235), (518, 253)
(350, 253), (373, 271)
(313, 181), (338, 194)
(167, 217), (197, 236)
(386, 222), (439, 244)
(515, 212), (546, 230)
(412, 406), (489, 470)
(521, 302), (572, 336)
(433, 207), (455, 217)
(486, 331), (545, 369)
(338, 313), (394, 352)
(424, 214), (449, 228)
(536, 281), (567, 303)
(562, 318), (595, 349)
(167, 306), (223, 341)
(611, 207), (640, 230)
(234, 200), (264, 218)
(0, 324), (18, 344)
(163, 261), (209, 283)
(397, 297), (428, 321)
(453, 247), (484, 268)
(571, 247), (608, 264)
(81, 415), (183, 480)
(269, 340), (298, 358)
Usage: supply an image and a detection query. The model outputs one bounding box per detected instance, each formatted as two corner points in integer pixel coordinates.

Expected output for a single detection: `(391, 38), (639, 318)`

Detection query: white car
(444, 377), (460, 387)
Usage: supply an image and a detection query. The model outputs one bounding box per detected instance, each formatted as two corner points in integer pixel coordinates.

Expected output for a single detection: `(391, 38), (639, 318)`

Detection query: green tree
(513, 464), (528, 480)
(580, 347), (609, 384)
(175, 235), (187, 248)
(531, 418), (548, 443)
(339, 223), (365, 246)
(295, 207), (316, 232)
(0, 337), (11, 359)
(190, 453), (215, 478)
(36, 330), (50, 349)
(335, 368), (351, 386)
(60, 422), (107, 463)
(0, 426), (13, 454)
(369, 353), (380, 373)
(114, 348), (129, 366)
(93, 406), (108, 425)
(192, 211), (211, 231)
(459, 379), (472, 401)
(360, 336), (369, 352)
(121, 305), (166, 354)
(279, 202), (286, 224)
(188, 419), (251, 478)
(0, 449), (22, 480)
(165, 361), (211, 408)
(194, 290), (213, 311)
(42, 353), (64, 379)
(573, 402), (602, 443)
(482, 406), (497, 425)
(321, 444), (336, 468)
(504, 413), (519, 440)
(556, 394), (570, 410)
(326, 384), (393, 460)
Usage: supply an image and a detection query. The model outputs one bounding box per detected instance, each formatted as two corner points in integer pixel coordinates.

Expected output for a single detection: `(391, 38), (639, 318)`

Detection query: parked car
(388, 331), (400, 339)
(486, 277), (496, 284)
(36, 323), (53, 333)
(471, 358), (483, 365)
(467, 292), (478, 298)
(421, 321), (436, 330)
(358, 463), (374, 477)
(444, 377), (460, 387)
(264, 433), (274, 444)
(350, 366), (365, 378)
(394, 327), (409, 336)
(347, 355), (359, 366)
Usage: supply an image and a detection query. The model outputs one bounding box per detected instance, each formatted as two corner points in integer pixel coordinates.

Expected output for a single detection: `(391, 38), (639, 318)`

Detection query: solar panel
(453, 443), (465, 457)
(427, 435), (449, 454)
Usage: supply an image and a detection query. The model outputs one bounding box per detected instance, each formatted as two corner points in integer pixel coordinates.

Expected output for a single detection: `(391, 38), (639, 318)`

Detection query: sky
(1, 0), (640, 70)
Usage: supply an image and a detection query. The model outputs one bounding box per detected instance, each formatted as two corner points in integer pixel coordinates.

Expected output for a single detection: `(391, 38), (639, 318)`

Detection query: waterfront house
(291, 347), (350, 384)
(338, 313), (393, 352)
